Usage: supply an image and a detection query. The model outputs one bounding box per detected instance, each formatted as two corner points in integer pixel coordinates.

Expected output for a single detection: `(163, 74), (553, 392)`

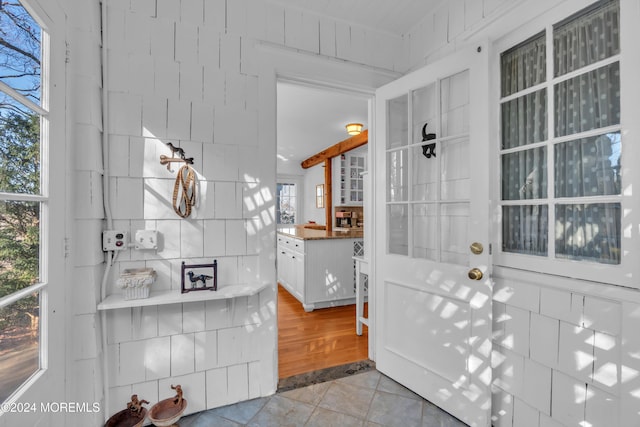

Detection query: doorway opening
(275, 80), (371, 380)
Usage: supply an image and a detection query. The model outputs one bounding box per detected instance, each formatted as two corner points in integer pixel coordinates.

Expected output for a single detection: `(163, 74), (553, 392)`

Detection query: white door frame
(258, 41), (401, 374)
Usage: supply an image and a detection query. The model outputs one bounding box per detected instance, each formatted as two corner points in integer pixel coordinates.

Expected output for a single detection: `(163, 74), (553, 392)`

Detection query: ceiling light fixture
(345, 123), (363, 136)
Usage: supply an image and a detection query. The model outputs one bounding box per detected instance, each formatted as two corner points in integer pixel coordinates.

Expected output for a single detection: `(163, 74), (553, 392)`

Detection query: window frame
(0, 0), (51, 406)
(491, 0), (639, 288)
(276, 178), (301, 225)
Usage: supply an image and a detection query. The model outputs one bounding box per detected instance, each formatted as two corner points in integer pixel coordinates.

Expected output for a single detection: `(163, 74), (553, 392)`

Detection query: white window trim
(0, 0), (54, 409)
(490, 0), (640, 289)
(276, 175), (303, 225)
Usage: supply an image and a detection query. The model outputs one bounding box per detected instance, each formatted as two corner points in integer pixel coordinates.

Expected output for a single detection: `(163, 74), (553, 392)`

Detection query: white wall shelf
(97, 282), (270, 310)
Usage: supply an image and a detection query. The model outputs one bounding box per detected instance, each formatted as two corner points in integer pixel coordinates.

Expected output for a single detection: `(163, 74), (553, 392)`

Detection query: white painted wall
(87, 0), (402, 423)
(303, 165), (325, 224)
(9, 0), (640, 426)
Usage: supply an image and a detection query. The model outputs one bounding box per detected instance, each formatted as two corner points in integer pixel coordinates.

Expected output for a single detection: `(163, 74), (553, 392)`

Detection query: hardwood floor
(277, 284), (369, 379)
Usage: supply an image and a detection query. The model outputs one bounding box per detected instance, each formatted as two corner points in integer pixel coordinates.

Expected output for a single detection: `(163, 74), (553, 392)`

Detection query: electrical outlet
(103, 230), (129, 251)
(134, 230), (158, 250)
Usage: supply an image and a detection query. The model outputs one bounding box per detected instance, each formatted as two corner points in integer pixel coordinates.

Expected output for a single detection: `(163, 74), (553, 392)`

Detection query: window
(276, 183), (297, 224)
(0, 1), (48, 403)
(499, 0), (621, 266)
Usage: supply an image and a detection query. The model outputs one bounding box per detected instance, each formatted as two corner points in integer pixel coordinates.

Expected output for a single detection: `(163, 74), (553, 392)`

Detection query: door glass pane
(412, 84), (436, 144)
(554, 61), (620, 137)
(412, 145), (437, 201)
(387, 95), (408, 149)
(441, 70), (469, 137)
(413, 204), (437, 260)
(501, 89), (548, 149)
(553, 0), (620, 77)
(387, 149), (408, 202)
(441, 203), (469, 265)
(555, 203), (620, 264)
(501, 31), (546, 97)
(502, 205), (549, 256)
(555, 132), (621, 197)
(0, 293), (40, 402)
(388, 204), (408, 255)
(502, 147), (547, 200)
(441, 137), (470, 201)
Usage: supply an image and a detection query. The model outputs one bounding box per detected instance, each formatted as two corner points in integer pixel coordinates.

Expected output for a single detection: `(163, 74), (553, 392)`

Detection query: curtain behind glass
(554, 0), (620, 77)
(501, 32), (546, 97)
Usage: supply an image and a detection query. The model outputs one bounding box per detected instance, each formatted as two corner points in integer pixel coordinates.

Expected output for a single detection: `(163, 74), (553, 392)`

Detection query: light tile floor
(179, 370), (467, 427)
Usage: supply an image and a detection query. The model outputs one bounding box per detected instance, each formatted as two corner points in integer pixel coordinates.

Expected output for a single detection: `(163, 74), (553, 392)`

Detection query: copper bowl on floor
(147, 398), (187, 427)
(104, 408), (147, 427)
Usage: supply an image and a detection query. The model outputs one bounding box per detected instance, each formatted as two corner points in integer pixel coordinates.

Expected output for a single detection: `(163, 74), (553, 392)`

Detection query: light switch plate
(134, 230), (158, 250)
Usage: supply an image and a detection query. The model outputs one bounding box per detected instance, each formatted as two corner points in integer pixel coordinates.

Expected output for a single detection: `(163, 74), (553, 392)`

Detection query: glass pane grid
(499, 0), (621, 266)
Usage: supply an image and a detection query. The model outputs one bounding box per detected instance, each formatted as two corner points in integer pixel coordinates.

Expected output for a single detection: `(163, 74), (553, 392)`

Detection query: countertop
(278, 225), (364, 240)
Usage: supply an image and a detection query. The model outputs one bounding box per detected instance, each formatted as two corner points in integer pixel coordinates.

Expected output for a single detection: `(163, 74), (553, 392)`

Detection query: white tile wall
(493, 272), (630, 427)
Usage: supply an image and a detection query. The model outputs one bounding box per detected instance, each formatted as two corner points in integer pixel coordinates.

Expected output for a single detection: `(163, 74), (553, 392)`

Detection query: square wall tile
(132, 305), (159, 340)
(158, 304), (183, 336)
(180, 220), (204, 258)
(205, 299), (233, 330)
(206, 367), (229, 408)
(142, 97), (168, 140)
(523, 359), (551, 415)
(585, 384), (619, 427)
(195, 330), (218, 372)
(530, 313), (559, 369)
(583, 296), (621, 336)
(227, 364), (249, 403)
(183, 301), (206, 333)
(493, 279), (539, 313)
(215, 182), (242, 218)
(107, 308), (132, 344)
(118, 340), (146, 386)
(513, 398), (539, 427)
(204, 220), (226, 257)
(226, 220), (247, 255)
(540, 288), (583, 326)
(592, 331), (619, 392)
(558, 322), (594, 383)
(145, 336), (171, 380)
(203, 144), (238, 182)
(503, 305), (530, 357)
(171, 333), (195, 377)
(551, 371), (586, 427)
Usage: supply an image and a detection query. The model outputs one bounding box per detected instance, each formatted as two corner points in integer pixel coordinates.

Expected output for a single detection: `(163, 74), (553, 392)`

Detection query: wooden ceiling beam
(301, 130), (368, 169)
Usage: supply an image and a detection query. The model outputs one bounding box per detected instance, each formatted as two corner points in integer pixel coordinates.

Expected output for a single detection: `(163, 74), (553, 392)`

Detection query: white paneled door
(374, 44), (491, 427)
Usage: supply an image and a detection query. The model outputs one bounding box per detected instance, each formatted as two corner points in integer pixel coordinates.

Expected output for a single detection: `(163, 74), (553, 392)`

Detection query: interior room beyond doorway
(276, 81), (370, 379)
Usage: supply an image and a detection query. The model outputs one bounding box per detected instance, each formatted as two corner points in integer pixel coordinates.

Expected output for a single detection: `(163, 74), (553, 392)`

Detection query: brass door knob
(470, 242), (483, 255)
(468, 268), (483, 280)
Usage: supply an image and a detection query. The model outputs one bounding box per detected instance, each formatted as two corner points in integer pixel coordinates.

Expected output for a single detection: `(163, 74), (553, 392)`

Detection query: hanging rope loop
(173, 164), (197, 218)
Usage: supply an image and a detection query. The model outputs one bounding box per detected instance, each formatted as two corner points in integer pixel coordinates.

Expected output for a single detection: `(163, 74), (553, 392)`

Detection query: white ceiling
(277, 82), (368, 174)
(274, 0), (442, 174)
(270, 0), (441, 36)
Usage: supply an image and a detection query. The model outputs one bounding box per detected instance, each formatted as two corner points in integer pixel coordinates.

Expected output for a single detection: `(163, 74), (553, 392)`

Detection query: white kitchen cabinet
(277, 232), (357, 311)
(336, 152), (366, 206)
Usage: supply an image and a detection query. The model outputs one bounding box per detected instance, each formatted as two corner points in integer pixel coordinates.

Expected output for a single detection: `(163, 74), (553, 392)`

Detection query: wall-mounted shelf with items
(97, 282), (269, 310)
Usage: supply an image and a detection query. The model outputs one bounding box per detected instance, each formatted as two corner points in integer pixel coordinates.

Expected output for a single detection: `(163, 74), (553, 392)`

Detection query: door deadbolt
(470, 242), (483, 255)
(468, 268), (483, 280)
